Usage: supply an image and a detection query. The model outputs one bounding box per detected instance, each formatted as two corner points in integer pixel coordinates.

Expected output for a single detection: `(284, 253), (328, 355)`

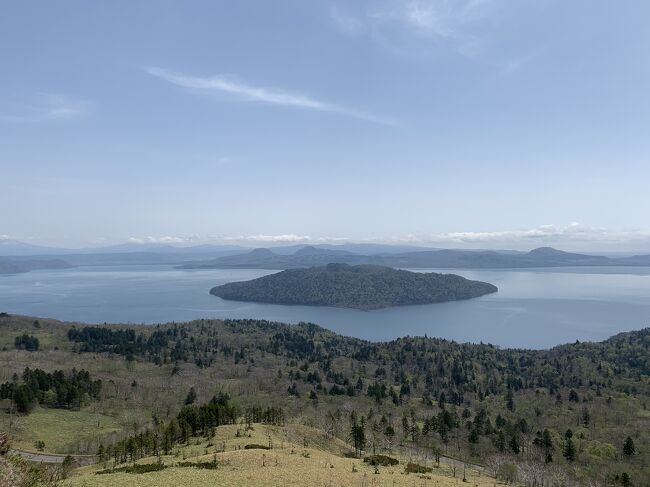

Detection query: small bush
(497, 463), (518, 483)
(405, 462), (433, 474)
(244, 444), (270, 450)
(96, 463), (167, 475)
(177, 460), (218, 470)
(364, 455), (399, 466)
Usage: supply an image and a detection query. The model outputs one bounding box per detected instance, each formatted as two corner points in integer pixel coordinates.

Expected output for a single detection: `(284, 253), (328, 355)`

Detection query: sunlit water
(1, 265), (650, 348)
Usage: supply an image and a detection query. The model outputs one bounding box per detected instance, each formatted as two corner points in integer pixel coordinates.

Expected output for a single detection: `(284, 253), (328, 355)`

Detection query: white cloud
(126, 235), (201, 245)
(104, 225), (650, 251)
(0, 93), (88, 123)
(223, 234), (313, 243)
(381, 223), (650, 250)
(330, 0), (512, 62)
(145, 67), (396, 126)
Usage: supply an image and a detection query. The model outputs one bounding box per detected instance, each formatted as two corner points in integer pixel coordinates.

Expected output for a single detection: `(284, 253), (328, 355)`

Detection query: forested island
(209, 263), (497, 309)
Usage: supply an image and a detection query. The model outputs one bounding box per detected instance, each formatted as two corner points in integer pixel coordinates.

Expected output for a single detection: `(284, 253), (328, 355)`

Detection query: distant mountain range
(3, 238), (650, 275)
(182, 245), (650, 270)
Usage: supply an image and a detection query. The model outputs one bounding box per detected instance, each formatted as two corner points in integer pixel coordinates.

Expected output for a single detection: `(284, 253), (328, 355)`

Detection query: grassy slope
(65, 424), (493, 487)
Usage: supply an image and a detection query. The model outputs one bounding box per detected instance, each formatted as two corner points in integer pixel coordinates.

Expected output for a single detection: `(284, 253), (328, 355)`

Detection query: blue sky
(1, 1), (650, 250)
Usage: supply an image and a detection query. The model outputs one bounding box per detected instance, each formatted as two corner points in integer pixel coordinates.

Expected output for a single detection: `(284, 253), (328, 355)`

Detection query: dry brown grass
(64, 424), (497, 487)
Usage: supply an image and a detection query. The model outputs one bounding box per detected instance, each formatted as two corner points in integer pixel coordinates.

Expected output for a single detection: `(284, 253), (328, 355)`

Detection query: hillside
(0, 314), (648, 486)
(209, 263), (498, 309)
(59, 422), (492, 487)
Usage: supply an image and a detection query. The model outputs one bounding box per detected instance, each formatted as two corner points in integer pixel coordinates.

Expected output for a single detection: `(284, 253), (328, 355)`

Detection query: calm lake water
(1, 265), (650, 349)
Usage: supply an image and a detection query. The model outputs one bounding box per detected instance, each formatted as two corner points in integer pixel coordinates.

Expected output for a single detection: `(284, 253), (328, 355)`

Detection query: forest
(0, 367), (102, 413)
(210, 263), (498, 309)
(0, 314), (648, 486)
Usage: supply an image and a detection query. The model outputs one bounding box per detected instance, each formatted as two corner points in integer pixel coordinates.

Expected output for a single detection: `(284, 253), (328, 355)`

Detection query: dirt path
(9, 449), (97, 465)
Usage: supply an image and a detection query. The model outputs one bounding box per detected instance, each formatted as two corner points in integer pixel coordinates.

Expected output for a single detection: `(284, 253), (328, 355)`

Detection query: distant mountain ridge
(0, 257), (73, 275)
(3, 238), (650, 272)
(210, 263), (498, 310)
(182, 245), (650, 270)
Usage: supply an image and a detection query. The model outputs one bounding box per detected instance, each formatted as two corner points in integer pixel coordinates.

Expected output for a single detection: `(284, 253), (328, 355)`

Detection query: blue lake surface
(1, 265), (650, 348)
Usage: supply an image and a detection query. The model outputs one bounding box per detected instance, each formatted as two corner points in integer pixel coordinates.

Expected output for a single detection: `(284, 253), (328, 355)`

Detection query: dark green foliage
(405, 462), (433, 474)
(210, 264), (497, 310)
(0, 367), (101, 413)
(623, 436), (636, 456)
(96, 463), (167, 475)
(563, 430), (577, 462)
(105, 396), (283, 467)
(177, 459), (218, 469)
(14, 334), (39, 351)
(620, 472), (632, 487)
(184, 387), (197, 405)
(349, 412), (366, 457)
(243, 406), (285, 425)
(363, 455), (399, 466)
(509, 434), (520, 455)
(244, 444), (270, 450)
(67, 326), (168, 357)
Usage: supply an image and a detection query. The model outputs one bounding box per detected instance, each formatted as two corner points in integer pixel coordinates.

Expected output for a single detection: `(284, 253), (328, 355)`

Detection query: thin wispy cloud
(145, 67), (396, 126)
(330, 0), (528, 64)
(0, 93), (88, 123)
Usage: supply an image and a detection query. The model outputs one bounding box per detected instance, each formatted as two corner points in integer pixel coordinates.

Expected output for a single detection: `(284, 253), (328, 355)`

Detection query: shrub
(497, 463), (518, 484)
(96, 463), (167, 475)
(177, 460), (218, 470)
(244, 444), (270, 450)
(405, 462), (433, 474)
(364, 455), (399, 466)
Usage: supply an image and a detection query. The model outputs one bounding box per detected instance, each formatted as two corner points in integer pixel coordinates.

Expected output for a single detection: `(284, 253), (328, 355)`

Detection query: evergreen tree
(563, 430), (576, 462)
(623, 436), (636, 457)
(495, 429), (506, 452)
(509, 434), (520, 455)
(184, 387), (197, 405)
(581, 407), (590, 426)
(468, 427), (479, 444)
(506, 388), (515, 411)
(349, 413), (366, 457)
(542, 429), (554, 463)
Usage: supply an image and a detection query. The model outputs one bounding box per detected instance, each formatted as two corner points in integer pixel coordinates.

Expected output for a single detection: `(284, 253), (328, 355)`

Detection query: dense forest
(0, 367), (102, 413)
(210, 263), (498, 309)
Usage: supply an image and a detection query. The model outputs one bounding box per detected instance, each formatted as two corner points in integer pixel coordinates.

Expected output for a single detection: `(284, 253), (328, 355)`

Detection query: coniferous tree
(506, 388), (515, 411)
(184, 387), (197, 405)
(563, 430), (576, 462)
(623, 436), (636, 457)
(495, 430), (506, 452)
(509, 434), (520, 455)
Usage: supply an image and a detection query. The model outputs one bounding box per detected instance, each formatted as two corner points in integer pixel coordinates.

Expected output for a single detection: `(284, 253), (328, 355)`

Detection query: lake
(1, 265), (650, 349)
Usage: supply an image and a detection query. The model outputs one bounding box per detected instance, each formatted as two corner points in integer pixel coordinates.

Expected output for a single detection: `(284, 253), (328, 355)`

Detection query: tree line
(0, 367), (101, 413)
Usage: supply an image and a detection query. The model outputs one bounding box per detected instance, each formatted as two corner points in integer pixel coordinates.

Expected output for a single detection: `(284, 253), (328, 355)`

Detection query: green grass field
(1, 407), (121, 453)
